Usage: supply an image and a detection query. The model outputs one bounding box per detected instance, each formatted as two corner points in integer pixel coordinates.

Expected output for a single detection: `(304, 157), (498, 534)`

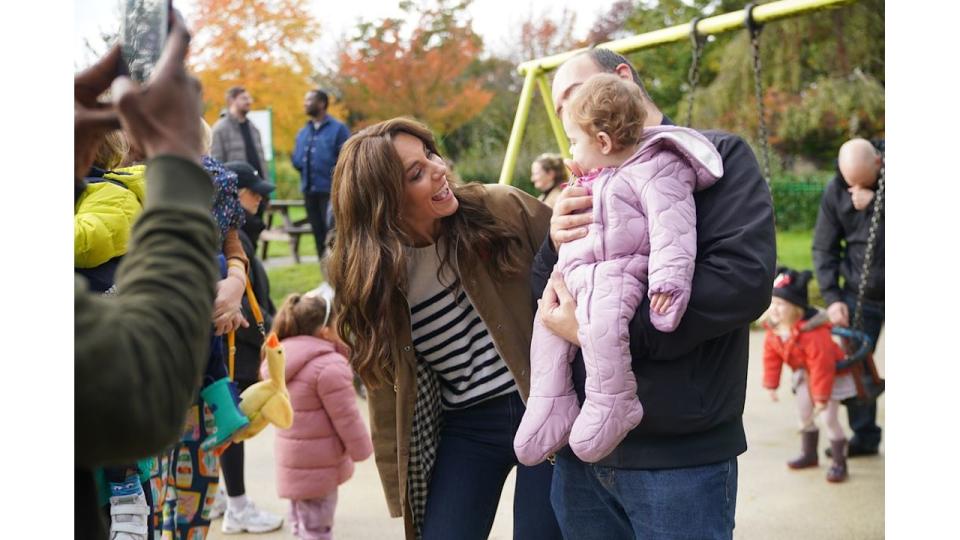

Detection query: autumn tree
(446, 7), (587, 189)
(189, 0), (323, 156)
(513, 7), (578, 62)
(337, 0), (492, 141)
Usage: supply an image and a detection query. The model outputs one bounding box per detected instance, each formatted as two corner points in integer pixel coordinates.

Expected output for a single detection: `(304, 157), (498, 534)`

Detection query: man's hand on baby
(550, 185), (593, 250)
(539, 272), (580, 346)
(650, 292), (674, 314)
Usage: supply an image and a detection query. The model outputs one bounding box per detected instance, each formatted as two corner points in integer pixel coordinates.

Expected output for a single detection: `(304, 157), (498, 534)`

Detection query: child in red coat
(763, 267), (857, 483)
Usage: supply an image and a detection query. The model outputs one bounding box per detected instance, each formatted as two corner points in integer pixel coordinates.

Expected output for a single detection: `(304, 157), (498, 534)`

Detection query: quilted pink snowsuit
(514, 125), (723, 465)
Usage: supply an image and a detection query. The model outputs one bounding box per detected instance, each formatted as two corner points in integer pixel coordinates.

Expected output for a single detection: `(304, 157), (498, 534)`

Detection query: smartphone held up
(120, 0), (172, 82)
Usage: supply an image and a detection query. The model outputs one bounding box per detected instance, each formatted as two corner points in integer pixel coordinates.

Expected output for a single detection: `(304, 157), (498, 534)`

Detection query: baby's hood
(103, 165), (147, 205)
(273, 335), (339, 383)
(628, 125), (724, 191)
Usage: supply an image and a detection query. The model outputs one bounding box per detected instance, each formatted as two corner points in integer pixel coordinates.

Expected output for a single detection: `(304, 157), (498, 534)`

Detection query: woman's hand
(539, 272), (580, 346)
(213, 272), (249, 335)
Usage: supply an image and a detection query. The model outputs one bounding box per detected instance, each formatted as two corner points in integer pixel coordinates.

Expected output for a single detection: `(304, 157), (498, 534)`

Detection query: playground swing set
(497, 0), (883, 403)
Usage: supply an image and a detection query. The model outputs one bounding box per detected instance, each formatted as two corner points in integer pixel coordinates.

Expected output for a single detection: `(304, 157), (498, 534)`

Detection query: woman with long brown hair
(328, 118), (561, 540)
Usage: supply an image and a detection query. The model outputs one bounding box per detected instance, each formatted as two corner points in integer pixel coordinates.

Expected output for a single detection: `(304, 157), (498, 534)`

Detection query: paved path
(209, 330), (884, 539)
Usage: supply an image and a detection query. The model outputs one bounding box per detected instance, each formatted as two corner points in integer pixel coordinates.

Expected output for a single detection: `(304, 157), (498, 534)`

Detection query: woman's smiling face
(393, 131), (459, 243)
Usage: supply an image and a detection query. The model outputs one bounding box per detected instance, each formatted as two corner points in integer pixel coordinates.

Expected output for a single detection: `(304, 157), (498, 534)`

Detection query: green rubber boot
(200, 377), (250, 451)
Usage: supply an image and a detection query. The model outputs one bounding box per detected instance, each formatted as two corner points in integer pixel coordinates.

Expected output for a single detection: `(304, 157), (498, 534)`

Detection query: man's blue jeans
(551, 453), (738, 540)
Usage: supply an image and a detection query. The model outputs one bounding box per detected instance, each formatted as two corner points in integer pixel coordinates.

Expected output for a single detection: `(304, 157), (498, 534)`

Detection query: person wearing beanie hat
(762, 266), (858, 483)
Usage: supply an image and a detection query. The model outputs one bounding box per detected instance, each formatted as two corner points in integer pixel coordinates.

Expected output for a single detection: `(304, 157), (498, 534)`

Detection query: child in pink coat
(266, 291), (373, 540)
(515, 73), (724, 465)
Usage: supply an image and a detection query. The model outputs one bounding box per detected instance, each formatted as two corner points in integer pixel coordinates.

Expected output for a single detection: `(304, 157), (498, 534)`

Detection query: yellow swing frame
(496, 0), (857, 186)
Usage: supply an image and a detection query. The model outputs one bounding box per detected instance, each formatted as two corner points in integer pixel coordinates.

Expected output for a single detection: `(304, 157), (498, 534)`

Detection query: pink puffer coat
(515, 125), (724, 465)
(265, 335), (373, 500)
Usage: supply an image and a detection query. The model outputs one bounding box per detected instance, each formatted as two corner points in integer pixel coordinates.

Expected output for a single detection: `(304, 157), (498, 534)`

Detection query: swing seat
(832, 326), (884, 405)
(832, 326), (874, 371)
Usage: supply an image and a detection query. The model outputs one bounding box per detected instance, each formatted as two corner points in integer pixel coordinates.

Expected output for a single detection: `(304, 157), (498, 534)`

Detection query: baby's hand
(650, 292), (674, 314)
(768, 389), (779, 402)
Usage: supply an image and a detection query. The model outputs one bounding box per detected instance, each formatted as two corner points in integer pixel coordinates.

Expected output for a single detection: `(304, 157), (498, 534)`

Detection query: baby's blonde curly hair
(566, 73), (646, 152)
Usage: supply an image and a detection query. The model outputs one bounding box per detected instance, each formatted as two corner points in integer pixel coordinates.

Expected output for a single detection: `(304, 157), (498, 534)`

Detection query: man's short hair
(311, 89), (330, 108)
(226, 86), (247, 102)
(584, 48), (649, 97)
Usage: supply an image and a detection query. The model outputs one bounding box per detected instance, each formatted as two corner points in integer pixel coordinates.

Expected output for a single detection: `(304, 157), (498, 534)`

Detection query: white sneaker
(222, 501), (284, 534)
(208, 487), (227, 520)
(109, 493), (150, 540)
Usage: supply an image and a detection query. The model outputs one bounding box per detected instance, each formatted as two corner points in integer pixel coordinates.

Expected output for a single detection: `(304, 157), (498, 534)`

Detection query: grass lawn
(776, 230), (814, 271)
(776, 229), (825, 306)
(266, 262), (322, 307)
(264, 228), (825, 310)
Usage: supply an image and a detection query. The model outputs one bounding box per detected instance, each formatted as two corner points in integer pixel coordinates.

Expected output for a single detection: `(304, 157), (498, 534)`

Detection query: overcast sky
(75, 0), (620, 69)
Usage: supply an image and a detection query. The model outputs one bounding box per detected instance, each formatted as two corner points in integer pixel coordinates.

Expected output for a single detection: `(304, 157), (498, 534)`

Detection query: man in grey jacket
(211, 86), (269, 181)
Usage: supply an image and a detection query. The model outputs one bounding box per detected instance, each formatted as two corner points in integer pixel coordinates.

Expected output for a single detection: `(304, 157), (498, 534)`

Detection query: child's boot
(200, 377), (251, 451)
(109, 474), (150, 540)
(514, 317), (582, 466)
(788, 429), (820, 469)
(827, 439), (849, 482)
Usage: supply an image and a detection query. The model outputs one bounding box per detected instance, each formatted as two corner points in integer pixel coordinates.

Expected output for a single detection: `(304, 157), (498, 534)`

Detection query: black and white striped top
(405, 242), (516, 410)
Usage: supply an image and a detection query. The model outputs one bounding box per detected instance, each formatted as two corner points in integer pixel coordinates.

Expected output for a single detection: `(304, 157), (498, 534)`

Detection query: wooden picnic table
(259, 199), (314, 264)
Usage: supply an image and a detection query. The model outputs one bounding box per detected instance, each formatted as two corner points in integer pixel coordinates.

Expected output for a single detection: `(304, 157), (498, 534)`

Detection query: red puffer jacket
(762, 317), (848, 404)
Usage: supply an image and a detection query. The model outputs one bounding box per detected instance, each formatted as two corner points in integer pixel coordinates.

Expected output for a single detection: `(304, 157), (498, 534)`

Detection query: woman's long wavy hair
(329, 117), (524, 388)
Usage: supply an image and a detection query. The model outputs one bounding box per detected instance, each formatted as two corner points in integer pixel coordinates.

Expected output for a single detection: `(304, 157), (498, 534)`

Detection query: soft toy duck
(234, 332), (294, 441)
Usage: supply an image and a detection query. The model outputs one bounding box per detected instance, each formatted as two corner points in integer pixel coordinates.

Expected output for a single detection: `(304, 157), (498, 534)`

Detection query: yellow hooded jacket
(74, 165), (147, 268)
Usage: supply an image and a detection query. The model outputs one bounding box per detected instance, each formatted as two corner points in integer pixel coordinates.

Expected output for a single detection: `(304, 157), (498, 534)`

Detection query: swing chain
(852, 159), (885, 333)
(686, 16), (705, 128)
(745, 3), (772, 181)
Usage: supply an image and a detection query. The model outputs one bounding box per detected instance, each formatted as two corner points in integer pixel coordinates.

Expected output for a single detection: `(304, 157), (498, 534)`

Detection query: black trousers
(304, 192), (331, 261)
(220, 378), (257, 496)
(843, 291), (884, 449)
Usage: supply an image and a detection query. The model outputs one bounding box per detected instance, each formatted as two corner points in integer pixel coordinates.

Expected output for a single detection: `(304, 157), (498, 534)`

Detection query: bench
(259, 199), (314, 264)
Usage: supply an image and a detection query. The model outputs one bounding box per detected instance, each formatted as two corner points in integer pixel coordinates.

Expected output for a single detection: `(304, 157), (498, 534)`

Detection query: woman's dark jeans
(421, 392), (562, 540)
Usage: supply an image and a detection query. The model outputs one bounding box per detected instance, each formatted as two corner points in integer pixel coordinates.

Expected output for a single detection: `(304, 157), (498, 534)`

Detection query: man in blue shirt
(292, 89), (350, 260)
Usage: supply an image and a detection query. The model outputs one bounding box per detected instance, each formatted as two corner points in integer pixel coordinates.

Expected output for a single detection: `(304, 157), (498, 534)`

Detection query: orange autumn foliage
(188, 0), (329, 155)
(338, 1), (492, 139)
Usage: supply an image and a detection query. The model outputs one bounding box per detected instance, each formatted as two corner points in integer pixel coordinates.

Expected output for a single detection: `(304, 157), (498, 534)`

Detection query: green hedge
(769, 172), (833, 231)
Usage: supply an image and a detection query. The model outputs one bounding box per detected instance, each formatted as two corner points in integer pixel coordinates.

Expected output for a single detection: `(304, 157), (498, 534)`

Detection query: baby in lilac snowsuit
(514, 74), (724, 464)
